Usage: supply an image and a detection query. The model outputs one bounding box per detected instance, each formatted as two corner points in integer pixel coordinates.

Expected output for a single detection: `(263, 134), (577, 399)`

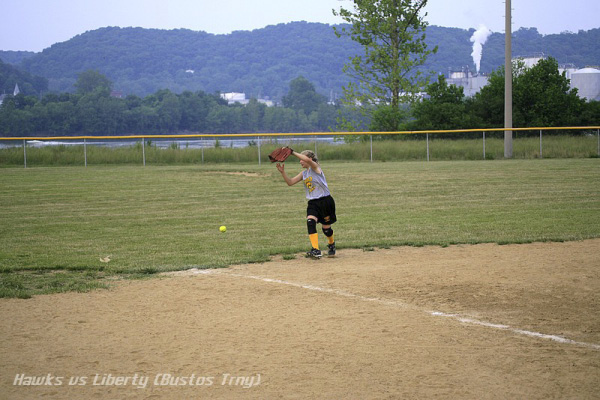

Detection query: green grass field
(1, 158), (599, 298)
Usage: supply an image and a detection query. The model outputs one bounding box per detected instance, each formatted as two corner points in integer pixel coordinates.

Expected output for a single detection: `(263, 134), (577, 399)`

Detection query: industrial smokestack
(470, 24), (492, 74)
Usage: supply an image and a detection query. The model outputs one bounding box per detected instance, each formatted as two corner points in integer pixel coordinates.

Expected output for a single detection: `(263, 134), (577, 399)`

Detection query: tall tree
(282, 76), (327, 115)
(410, 74), (471, 131)
(74, 70), (112, 95)
(513, 58), (583, 127)
(333, 0), (437, 130)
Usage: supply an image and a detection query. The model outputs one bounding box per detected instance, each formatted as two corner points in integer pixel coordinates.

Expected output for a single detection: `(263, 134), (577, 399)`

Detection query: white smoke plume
(470, 24), (492, 74)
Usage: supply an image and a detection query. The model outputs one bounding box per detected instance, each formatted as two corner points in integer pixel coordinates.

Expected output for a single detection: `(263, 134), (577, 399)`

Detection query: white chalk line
(194, 269), (600, 351)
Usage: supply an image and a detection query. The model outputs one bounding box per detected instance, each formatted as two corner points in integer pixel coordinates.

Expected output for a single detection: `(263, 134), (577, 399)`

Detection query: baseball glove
(268, 146), (294, 163)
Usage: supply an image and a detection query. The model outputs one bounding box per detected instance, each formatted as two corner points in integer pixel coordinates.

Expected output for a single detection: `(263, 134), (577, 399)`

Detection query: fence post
(23, 140), (27, 169)
(483, 131), (486, 160)
(314, 136), (318, 158)
(370, 135), (373, 162)
(597, 129), (599, 157)
(84, 138), (87, 167)
(142, 137), (146, 166)
(540, 130), (543, 158)
(426, 133), (430, 161)
(258, 136), (261, 166)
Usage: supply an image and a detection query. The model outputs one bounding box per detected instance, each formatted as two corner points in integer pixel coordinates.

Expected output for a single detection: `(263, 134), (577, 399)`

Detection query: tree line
(1, 58), (597, 138)
(0, 74), (339, 136)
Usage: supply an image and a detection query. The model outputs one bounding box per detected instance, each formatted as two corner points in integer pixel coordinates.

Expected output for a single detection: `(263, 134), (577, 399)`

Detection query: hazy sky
(1, 0), (599, 52)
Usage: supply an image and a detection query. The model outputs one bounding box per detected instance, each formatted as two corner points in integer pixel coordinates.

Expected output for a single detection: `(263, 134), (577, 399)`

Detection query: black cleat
(305, 248), (322, 259)
(327, 242), (336, 257)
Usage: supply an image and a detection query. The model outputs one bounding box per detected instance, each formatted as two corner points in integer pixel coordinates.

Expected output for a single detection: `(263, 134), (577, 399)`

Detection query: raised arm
(291, 151), (321, 174)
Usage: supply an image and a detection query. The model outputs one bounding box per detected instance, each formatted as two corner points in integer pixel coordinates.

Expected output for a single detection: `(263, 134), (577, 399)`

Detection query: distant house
(0, 83), (20, 107)
(110, 90), (123, 99)
(220, 92), (275, 107)
(220, 92), (248, 105)
(257, 98), (275, 107)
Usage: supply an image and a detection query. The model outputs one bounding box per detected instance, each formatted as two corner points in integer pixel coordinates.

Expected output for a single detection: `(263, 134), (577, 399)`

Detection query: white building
(570, 68), (600, 101)
(446, 67), (489, 97)
(220, 92), (274, 107)
(515, 56), (600, 101)
(0, 84), (20, 107)
(220, 92), (249, 105)
(514, 54), (545, 69)
(446, 56), (600, 102)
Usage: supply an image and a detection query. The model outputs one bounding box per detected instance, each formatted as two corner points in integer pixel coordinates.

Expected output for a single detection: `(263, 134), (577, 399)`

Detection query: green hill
(0, 59), (48, 96)
(3, 22), (599, 98)
(0, 50), (36, 65)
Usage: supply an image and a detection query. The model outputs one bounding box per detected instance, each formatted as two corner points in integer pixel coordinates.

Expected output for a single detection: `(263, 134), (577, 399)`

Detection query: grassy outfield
(1, 158), (599, 298)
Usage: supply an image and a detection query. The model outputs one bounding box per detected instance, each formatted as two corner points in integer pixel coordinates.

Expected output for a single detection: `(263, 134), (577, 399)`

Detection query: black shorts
(307, 195), (337, 225)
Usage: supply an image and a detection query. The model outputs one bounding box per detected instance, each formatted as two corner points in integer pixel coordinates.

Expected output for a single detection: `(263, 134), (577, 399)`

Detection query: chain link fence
(1, 127), (599, 168)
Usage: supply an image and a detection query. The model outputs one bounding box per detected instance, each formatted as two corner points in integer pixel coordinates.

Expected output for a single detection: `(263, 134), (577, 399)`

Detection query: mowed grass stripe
(0, 159), (599, 297)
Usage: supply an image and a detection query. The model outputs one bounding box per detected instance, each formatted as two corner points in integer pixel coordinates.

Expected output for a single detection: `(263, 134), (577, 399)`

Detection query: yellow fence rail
(1, 126), (599, 141)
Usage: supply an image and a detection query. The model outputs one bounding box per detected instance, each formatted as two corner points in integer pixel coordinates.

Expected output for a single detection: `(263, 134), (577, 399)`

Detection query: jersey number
(304, 176), (316, 193)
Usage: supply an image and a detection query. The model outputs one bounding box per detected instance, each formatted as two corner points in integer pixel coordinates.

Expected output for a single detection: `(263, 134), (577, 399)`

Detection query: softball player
(276, 150), (336, 259)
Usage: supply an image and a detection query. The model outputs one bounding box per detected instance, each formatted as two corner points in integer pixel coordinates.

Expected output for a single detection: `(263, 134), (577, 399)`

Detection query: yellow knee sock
(327, 234), (335, 245)
(309, 233), (319, 249)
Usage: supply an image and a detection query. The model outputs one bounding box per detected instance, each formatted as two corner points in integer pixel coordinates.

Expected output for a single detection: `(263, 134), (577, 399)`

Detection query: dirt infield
(1, 240), (599, 399)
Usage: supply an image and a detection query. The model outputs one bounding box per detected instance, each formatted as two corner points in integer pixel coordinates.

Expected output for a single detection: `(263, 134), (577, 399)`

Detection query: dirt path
(1, 240), (599, 399)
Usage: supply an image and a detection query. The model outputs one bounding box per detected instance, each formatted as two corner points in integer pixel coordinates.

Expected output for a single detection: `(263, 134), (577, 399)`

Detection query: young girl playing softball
(276, 149), (336, 259)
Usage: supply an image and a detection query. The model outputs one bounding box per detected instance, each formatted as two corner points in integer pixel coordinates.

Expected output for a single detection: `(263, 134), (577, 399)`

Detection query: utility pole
(504, 0), (513, 158)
